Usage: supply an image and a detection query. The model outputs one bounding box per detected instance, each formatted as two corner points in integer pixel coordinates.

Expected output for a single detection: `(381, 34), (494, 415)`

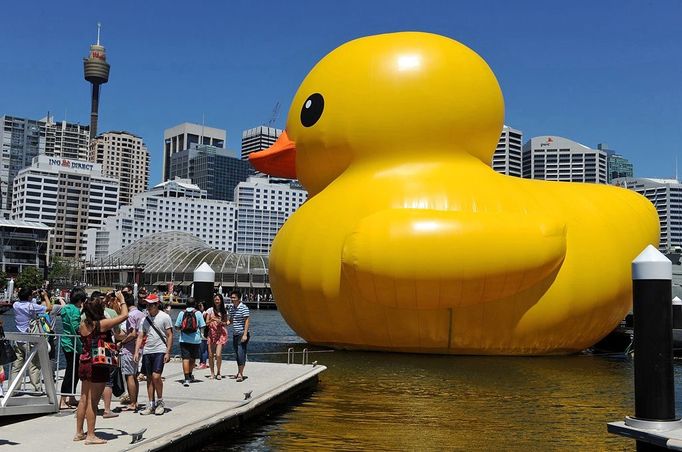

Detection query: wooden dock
(1, 361), (326, 451)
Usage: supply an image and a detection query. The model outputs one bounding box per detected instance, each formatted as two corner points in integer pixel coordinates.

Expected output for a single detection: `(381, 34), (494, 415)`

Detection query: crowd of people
(5, 285), (251, 445)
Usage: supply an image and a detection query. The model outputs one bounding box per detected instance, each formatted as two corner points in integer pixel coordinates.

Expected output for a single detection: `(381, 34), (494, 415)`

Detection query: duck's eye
(300, 93), (324, 127)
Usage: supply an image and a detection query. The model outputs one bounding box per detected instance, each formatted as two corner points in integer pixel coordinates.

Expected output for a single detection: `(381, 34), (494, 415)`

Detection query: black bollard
(673, 298), (682, 330)
(632, 245), (676, 451)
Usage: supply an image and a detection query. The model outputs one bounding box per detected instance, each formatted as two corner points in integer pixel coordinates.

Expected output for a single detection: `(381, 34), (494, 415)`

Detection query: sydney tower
(83, 23), (110, 139)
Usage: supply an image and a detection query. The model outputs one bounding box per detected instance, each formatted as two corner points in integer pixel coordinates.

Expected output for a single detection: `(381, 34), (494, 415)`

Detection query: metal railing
(1, 332), (59, 416)
(287, 347), (311, 365)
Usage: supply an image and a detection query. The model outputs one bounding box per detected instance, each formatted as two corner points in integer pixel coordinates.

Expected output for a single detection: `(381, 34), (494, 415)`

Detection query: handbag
(91, 327), (118, 367)
(111, 366), (125, 397)
(0, 326), (17, 366)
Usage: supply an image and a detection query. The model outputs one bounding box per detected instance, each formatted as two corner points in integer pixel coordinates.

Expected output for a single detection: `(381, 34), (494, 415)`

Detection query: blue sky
(1, 1), (680, 185)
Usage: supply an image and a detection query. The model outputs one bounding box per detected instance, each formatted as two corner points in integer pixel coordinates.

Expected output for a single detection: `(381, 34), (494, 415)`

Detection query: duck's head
(250, 32), (504, 196)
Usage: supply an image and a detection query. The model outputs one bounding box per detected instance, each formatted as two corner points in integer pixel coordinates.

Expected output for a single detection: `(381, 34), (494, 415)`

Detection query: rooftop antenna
(267, 101), (281, 127)
(96, 22), (101, 46)
(201, 113), (205, 146)
(676, 155), (678, 182)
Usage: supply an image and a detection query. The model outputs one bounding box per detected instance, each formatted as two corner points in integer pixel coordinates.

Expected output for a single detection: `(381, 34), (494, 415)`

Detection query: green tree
(15, 266), (44, 291)
(48, 256), (80, 286)
(48, 256), (69, 281)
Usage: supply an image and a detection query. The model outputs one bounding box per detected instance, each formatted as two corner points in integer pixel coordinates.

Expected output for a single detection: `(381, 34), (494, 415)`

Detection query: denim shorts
(141, 352), (165, 376)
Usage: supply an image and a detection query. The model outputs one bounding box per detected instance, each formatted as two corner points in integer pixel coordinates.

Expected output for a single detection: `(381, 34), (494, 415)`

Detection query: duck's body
(251, 32), (659, 354)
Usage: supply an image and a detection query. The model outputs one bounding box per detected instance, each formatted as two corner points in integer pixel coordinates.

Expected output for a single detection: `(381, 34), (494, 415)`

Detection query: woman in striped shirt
(228, 290), (250, 382)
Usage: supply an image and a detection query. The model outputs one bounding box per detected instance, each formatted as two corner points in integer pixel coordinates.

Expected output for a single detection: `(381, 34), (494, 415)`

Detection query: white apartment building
(612, 177), (682, 250)
(491, 125), (523, 177)
(522, 136), (608, 183)
(11, 155), (119, 259)
(89, 131), (150, 205)
(241, 126), (282, 161)
(50, 119), (90, 160)
(234, 176), (307, 254)
(163, 123), (226, 181)
(85, 176), (308, 259)
(84, 178), (236, 259)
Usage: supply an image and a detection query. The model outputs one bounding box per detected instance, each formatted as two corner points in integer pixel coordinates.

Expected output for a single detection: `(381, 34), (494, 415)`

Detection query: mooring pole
(632, 245), (676, 451)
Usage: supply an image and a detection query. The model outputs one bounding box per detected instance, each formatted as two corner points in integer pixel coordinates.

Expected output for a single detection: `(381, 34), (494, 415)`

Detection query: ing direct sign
(48, 158), (95, 172)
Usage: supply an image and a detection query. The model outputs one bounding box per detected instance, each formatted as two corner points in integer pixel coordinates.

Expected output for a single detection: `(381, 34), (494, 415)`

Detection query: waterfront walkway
(1, 361), (326, 451)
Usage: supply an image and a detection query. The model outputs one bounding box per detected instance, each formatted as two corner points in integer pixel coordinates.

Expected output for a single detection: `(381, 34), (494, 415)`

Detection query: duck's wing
(341, 208), (566, 309)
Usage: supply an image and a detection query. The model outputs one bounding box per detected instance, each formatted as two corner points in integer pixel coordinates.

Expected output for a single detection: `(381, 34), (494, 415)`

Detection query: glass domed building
(84, 231), (270, 297)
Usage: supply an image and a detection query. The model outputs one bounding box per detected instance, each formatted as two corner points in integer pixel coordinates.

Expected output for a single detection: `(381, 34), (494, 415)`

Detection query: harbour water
(208, 311), (678, 451)
(4, 308), (682, 450)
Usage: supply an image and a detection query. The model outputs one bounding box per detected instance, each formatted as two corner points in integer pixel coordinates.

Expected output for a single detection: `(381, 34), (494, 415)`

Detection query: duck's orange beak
(248, 131), (297, 179)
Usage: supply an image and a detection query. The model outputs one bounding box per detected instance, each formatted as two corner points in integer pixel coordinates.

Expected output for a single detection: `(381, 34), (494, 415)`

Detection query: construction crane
(266, 101), (281, 127)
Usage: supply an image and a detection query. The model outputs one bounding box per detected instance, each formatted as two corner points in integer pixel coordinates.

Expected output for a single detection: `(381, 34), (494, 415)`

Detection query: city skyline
(1, 1), (680, 186)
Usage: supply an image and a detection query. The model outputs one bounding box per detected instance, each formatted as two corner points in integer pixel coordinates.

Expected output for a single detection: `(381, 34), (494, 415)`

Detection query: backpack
(181, 310), (198, 334)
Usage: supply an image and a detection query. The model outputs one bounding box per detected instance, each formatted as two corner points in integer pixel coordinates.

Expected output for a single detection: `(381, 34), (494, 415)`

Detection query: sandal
(102, 412), (119, 419)
(216, 375), (222, 380)
(236, 376), (243, 382)
(73, 433), (86, 442)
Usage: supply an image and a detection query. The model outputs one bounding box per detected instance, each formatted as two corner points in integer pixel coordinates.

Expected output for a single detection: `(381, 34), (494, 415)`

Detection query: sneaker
(197, 363), (207, 369)
(183, 380), (190, 387)
(139, 405), (154, 416)
(154, 400), (165, 415)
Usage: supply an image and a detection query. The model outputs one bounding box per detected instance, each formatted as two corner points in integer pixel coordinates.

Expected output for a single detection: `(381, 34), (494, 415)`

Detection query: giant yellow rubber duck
(250, 32), (659, 355)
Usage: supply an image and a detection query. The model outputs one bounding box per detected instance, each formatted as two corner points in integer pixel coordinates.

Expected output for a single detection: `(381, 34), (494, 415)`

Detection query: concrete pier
(1, 361), (326, 451)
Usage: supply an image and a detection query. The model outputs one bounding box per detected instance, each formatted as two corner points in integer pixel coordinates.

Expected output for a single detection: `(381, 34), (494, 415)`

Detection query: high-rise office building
(84, 178), (236, 259)
(89, 131), (149, 205)
(613, 177), (681, 250)
(163, 123), (226, 181)
(241, 126), (282, 161)
(491, 125), (523, 177)
(11, 155), (119, 259)
(169, 144), (254, 201)
(1, 116), (49, 212)
(522, 136), (608, 183)
(234, 176), (307, 254)
(1, 115), (91, 213)
(597, 144), (635, 183)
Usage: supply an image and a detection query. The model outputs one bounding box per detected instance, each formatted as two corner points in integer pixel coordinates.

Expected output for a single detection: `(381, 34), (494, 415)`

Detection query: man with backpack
(174, 298), (206, 387)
